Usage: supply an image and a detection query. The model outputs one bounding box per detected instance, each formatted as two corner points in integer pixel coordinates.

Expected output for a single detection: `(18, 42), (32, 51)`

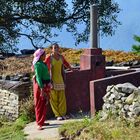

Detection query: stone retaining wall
(0, 89), (19, 120)
(90, 71), (140, 115)
(101, 83), (140, 121)
(0, 73), (31, 120)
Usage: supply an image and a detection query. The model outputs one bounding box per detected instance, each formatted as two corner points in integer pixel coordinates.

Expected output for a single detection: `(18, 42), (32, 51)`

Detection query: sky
(18, 0), (140, 52)
(100, 0), (140, 52)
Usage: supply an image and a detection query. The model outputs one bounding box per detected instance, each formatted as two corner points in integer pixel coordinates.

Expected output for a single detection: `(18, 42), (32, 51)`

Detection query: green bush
(19, 94), (35, 122)
(132, 35), (140, 55)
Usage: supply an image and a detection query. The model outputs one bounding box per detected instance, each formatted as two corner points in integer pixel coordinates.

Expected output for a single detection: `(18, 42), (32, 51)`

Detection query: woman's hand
(40, 88), (49, 104)
(40, 88), (46, 97)
(48, 82), (53, 89)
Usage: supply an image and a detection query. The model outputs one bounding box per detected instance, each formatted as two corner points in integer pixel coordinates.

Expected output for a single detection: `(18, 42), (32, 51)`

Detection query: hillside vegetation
(59, 115), (140, 140)
(0, 48), (140, 75)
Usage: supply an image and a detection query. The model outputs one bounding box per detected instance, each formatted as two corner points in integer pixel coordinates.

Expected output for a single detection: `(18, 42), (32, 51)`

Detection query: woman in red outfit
(32, 49), (51, 130)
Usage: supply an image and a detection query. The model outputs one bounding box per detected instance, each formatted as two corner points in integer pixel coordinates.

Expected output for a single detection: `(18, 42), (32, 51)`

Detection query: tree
(132, 35), (140, 55)
(0, 0), (120, 53)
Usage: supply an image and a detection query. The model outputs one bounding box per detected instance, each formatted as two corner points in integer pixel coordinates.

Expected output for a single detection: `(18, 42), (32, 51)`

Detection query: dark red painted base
(65, 48), (105, 114)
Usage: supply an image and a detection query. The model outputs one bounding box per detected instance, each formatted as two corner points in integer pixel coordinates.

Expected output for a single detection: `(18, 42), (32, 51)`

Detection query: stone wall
(0, 73), (31, 120)
(101, 83), (140, 121)
(0, 89), (19, 121)
(90, 71), (140, 115)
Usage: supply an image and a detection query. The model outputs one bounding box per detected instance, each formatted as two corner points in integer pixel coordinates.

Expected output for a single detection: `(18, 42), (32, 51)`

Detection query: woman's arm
(34, 63), (44, 88)
(44, 55), (51, 70)
(61, 55), (73, 70)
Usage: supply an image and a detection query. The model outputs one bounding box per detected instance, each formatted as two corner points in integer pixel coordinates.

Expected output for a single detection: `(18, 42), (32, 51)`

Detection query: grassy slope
(0, 116), (28, 140)
(0, 48), (140, 75)
(59, 115), (140, 140)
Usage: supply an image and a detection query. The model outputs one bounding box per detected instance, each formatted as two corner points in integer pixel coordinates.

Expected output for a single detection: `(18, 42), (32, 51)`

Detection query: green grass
(59, 115), (140, 140)
(0, 93), (35, 140)
(0, 94), (35, 140)
(0, 115), (29, 140)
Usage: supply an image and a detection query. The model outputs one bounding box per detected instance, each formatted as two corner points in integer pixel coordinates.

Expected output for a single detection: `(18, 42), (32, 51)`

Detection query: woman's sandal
(37, 125), (43, 130)
(43, 122), (50, 126)
(62, 115), (70, 120)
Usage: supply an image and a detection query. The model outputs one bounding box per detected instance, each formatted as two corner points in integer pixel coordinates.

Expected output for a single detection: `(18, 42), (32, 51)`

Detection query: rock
(127, 112), (134, 118)
(129, 105), (134, 112)
(121, 97), (127, 102)
(20, 49), (35, 55)
(121, 108), (125, 113)
(5, 75), (11, 80)
(114, 60), (140, 67)
(116, 103), (123, 109)
(0, 56), (6, 60)
(132, 102), (140, 108)
(124, 104), (129, 111)
(103, 91), (112, 101)
(23, 73), (31, 77)
(11, 75), (21, 81)
(116, 83), (137, 94)
(133, 107), (140, 115)
(106, 60), (114, 66)
(125, 93), (135, 104)
(132, 60), (140, 66)
(108, 94), (115, 100)
(20, 77), (30, 82)
(114, 93), (122, 100)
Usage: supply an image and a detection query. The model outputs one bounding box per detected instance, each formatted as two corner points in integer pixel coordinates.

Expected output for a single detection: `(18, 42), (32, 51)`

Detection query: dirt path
(24, 118), (82, 140)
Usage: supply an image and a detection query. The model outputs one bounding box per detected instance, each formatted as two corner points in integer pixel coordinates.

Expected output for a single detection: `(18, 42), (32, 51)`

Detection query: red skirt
(33, 78), (50, 126)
